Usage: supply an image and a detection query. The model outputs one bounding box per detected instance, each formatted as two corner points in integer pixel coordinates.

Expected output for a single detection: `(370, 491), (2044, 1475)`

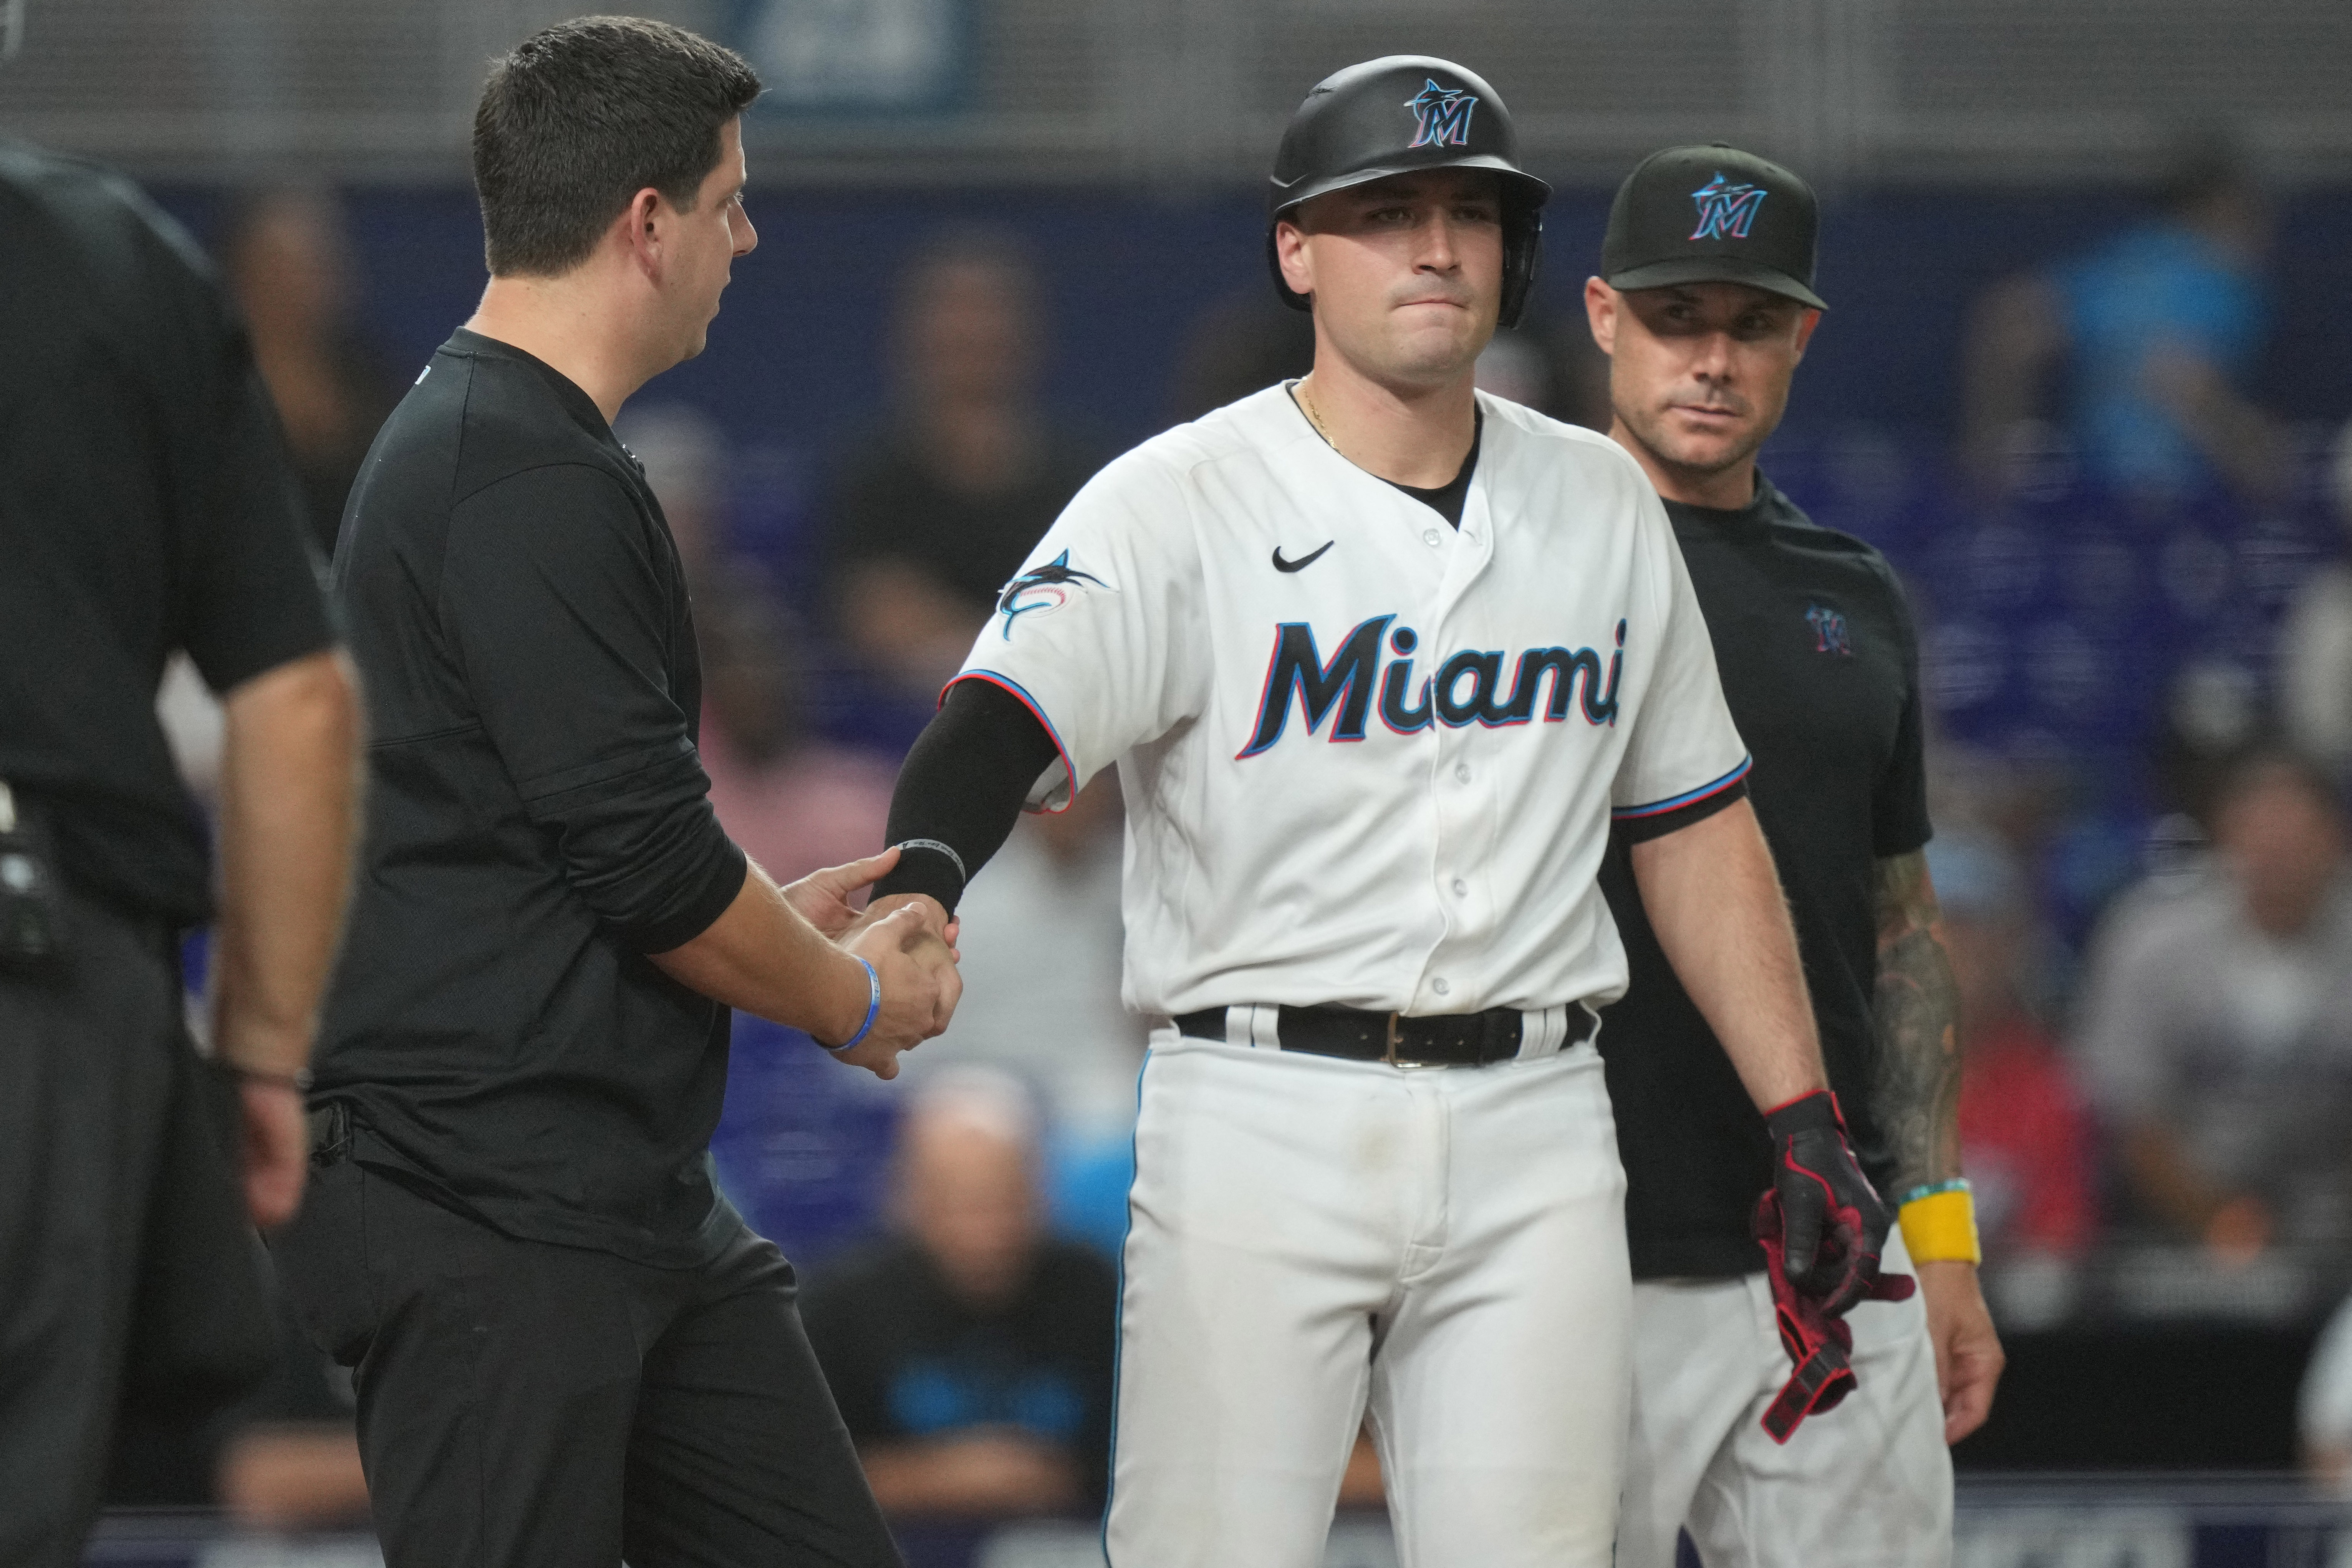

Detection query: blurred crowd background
(18, 0), (2352, 1559)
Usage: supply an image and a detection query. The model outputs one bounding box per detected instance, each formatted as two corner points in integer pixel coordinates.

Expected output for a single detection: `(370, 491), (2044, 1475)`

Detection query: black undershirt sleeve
(870, 679), (1063, 914)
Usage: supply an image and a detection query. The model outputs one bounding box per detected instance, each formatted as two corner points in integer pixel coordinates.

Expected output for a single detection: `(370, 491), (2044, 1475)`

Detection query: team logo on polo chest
(1238, 614), (1625, 759)
(1804, 603), (1852, 656)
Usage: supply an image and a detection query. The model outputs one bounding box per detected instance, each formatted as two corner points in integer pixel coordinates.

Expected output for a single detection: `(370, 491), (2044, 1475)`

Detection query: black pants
(273, 1153), (902, 1568)
(0, 895), (182, 1568)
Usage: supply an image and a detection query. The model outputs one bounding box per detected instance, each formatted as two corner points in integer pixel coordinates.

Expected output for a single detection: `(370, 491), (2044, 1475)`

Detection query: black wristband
(879, 839), (968, 911)
(896, 838), (967, 888)
(1764, 1088), (1842, 1139)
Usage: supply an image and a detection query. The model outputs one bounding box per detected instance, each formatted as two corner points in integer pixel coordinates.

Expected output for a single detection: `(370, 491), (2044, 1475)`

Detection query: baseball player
(865, 62), (1890, 1567)
(1585, 145), (2007, 1567)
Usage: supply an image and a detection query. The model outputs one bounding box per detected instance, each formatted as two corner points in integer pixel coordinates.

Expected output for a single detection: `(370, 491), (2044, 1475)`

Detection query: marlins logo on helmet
(1405, 78), (1477, 149)
(996, 550), (1107, 639)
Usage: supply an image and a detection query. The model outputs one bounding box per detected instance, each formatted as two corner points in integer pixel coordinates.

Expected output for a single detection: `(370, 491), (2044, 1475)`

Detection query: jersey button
(1452, 878), (1469, 896)
(1431, 978), (1451, 997)
(1454, 763), (1471, 783)
(1422, 529), (1441, 547)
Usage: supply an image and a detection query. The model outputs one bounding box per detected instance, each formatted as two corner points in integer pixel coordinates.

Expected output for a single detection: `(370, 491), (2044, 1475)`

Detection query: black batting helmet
(1265, 56), (1550, 329)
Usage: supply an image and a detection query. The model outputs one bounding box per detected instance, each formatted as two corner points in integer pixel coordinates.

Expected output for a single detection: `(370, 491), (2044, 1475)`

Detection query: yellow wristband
(1897, 1188), (1981, 1265)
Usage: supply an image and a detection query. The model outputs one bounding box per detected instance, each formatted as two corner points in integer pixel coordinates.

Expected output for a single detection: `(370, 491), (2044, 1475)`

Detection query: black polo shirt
(1598, 475), (1930, 1280)
(318, 329), (749, 1267)
(0, 142), (334, 927)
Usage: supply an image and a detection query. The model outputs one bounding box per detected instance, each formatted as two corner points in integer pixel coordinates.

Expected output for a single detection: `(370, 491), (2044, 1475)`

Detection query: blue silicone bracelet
(1895, 1176), (1972, 1207)
(828, 956), (881, 1053)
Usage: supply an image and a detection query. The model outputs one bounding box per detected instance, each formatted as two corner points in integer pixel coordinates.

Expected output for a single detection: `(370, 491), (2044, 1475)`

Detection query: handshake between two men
(653, 844), (963, 1078)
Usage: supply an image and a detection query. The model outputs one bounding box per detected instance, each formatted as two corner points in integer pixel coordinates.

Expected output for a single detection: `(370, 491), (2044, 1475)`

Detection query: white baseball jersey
(952, 383), (1748, 1019)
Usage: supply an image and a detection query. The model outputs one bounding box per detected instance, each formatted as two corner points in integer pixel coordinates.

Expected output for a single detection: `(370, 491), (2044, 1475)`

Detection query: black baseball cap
(1601, 143), (1825, 310)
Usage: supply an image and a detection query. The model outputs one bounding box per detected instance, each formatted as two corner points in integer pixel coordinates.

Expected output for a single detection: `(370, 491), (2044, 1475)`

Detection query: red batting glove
(1764, 1089), (1894, 1315)
(1754, 1187), (1916, 1442)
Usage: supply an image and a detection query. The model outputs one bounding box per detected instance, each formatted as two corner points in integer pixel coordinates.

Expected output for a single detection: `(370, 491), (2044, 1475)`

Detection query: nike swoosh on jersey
(1271, 541), (1335, 573)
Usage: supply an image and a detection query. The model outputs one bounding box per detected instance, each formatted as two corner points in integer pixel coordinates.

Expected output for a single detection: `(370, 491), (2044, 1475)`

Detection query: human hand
(1765, 1090), (1893, 1314)
(782, 848), (899, 940)
(1916, 1259), (2004, 1444)
(829, 902), (962, 1078)
(236, 1078), (311, 1229)
(844, 891), (959, 959)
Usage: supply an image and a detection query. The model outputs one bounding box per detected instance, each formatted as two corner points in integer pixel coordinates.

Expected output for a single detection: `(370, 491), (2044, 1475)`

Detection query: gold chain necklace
(1295, 376), (1335, 447)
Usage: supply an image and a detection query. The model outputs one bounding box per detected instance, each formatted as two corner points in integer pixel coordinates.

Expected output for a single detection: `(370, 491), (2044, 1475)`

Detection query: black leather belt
(1173, 1003), (1592, 1066)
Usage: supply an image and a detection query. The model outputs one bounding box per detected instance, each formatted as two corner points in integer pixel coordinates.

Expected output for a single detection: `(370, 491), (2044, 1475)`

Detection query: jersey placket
(1410, 480), (1500, 1017)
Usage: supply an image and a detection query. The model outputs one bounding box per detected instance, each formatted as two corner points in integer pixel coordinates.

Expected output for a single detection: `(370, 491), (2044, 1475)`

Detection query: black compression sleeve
(870, 679), (1064, 914)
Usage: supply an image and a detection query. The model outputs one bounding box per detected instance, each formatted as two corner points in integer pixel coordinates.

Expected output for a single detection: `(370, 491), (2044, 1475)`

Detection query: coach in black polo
(272, 20), (959, 1567)
(1587, 147), (2001, 1567)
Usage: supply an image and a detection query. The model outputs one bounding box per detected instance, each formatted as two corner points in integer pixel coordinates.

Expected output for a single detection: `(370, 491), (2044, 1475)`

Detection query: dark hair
(473, 16), (760, 278)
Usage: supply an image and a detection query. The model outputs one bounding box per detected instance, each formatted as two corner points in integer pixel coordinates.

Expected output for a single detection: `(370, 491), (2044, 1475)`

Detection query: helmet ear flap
(1265, 223), (1313, 314)
(1497, 206), (1542, 331)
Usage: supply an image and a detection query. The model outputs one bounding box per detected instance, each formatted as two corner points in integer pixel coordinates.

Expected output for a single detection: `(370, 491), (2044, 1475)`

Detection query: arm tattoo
(1870, 849), (1965, 1195)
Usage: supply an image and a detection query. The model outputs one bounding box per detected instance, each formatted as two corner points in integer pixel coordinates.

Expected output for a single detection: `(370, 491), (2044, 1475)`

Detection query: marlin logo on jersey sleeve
(1238, 616), (1625, 758)
(995, 550), (1108, 639)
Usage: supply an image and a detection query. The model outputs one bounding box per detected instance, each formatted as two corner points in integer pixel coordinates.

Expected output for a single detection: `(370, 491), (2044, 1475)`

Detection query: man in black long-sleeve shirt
(271, 20), (959, 1567)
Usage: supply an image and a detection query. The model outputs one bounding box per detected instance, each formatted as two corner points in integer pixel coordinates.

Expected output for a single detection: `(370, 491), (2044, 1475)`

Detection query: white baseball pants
(1615, 1229), (1952, 1568)
(1104, 1030), (1630, 1568)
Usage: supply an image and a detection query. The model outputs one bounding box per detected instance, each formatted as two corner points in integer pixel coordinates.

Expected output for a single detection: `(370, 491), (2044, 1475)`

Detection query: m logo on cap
(1689, 172), (1768, 241)
(1404, 79), (1476, 149)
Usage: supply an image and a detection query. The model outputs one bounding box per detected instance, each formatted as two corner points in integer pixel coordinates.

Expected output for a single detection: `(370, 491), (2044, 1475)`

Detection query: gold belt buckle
(1383, 1011), (1403, 1066)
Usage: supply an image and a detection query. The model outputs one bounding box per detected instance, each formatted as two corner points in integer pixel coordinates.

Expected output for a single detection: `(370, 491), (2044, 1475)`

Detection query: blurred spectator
(221, 186), (402, 555)
(2301, 1290), (2352, 1493)
(822, 229), (1100, 698)
(1937, 832), (2096, 1260)
(699, 636), (896, 887)
(2074, 748), (2352, 1257)
(2278, 421), (2352, 782)
(1964, 132), (2285, 503)
(801, 1070), (1117, 1521)
(2156, 659), (2271, 822)
(1165, 289), (1315, 426)
(619, 403), (896, 884)
(618, 401), (730, 584)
